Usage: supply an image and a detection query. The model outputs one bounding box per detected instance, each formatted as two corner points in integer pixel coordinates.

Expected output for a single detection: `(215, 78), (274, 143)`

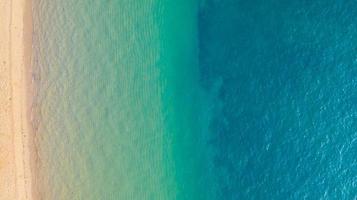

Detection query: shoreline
(0, 0), (34, 199)
(11, 0), (35, 198)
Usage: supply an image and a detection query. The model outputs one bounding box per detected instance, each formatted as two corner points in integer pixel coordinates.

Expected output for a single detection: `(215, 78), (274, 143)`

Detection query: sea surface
(32, 0), (357, 199)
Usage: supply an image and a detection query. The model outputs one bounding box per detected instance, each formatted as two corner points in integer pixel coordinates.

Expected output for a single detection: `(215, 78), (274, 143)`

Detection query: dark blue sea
(199, 0), (357, 199)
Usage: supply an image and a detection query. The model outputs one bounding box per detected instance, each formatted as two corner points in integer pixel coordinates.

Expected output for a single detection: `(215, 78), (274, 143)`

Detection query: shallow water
(33, 0), (207, 199)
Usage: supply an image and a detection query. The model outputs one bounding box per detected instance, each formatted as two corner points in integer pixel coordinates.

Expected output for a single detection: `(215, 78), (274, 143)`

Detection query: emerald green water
(33, 1), (208, 199)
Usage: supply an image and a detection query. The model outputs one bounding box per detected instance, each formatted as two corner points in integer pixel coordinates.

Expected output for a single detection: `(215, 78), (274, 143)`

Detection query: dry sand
(0, 0), (34, 199)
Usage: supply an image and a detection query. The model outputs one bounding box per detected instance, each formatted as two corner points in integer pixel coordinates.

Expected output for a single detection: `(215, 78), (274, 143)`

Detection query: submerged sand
(0, 0), (34, 199)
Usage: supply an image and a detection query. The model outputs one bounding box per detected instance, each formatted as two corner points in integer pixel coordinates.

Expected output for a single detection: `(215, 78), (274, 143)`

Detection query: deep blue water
(199, 0), (357, 199)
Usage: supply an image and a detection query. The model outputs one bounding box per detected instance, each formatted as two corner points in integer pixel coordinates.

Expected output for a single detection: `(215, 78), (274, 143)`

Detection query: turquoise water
(33, 0), (208, 199)
(33, 0), (357, 199)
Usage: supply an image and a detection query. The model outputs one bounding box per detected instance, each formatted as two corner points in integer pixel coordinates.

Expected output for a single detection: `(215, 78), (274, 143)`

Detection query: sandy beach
(0, 0), (34, 199)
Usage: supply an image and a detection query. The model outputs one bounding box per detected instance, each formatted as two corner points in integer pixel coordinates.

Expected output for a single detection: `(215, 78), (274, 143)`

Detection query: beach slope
(0, 0), (33, 199)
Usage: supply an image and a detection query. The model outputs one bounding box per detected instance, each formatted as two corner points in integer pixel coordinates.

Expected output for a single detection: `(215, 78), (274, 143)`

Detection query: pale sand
(0, 0), (34, 199)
